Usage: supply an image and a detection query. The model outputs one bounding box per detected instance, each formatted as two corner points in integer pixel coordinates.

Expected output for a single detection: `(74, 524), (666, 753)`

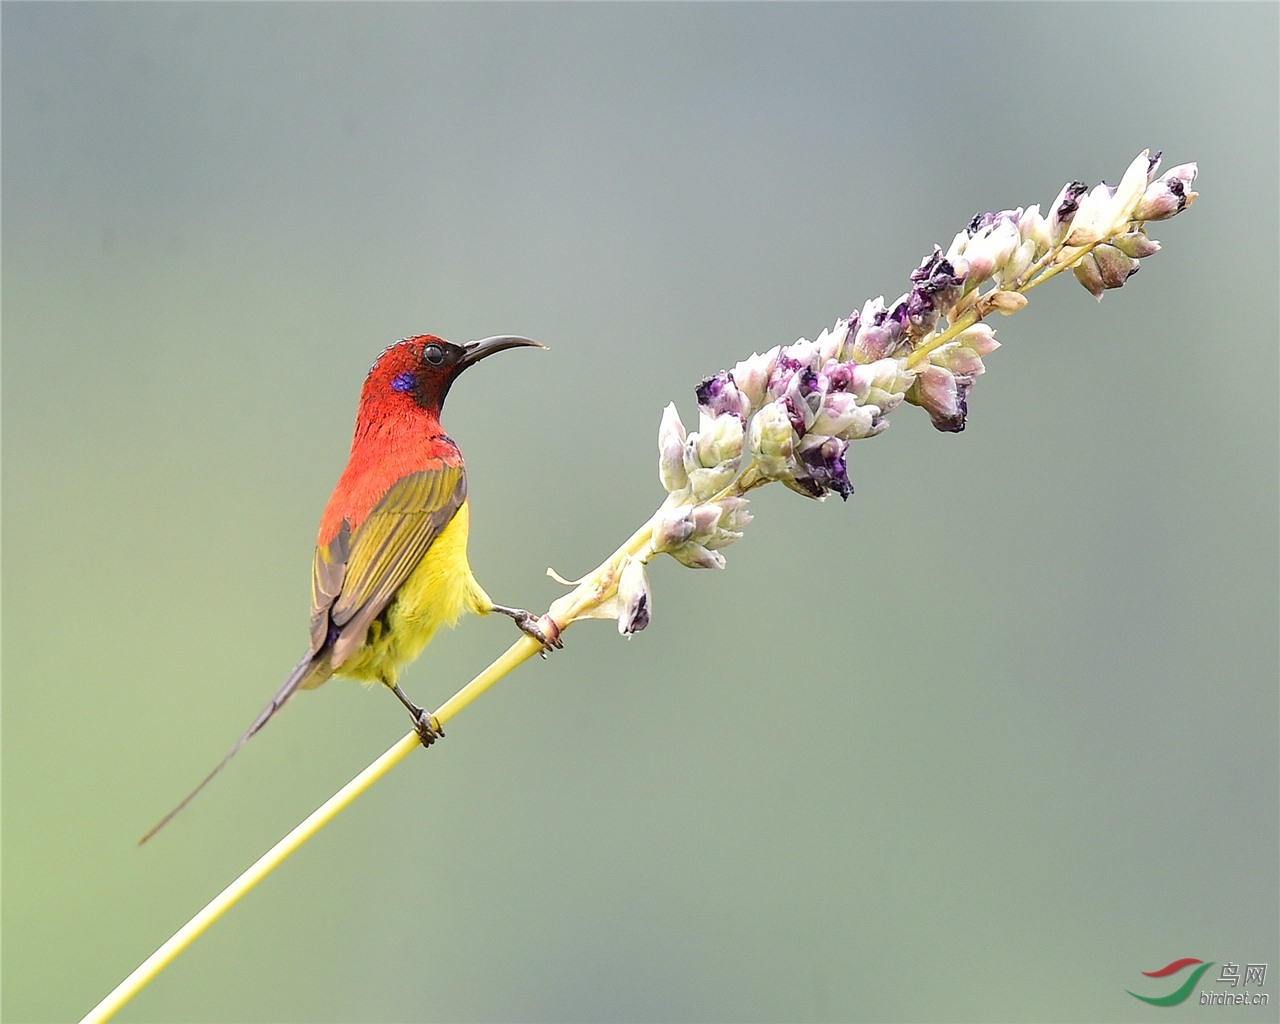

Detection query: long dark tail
(138, 652), (331, 844)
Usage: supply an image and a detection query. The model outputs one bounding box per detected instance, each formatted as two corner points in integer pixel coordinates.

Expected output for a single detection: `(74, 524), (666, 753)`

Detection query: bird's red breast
(317, 337), (465, 545)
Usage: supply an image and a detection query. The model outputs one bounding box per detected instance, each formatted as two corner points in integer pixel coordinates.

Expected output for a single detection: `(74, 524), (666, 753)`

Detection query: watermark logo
(1127, 959), (1214, 1007)
(1127, 958), (1269, 1008)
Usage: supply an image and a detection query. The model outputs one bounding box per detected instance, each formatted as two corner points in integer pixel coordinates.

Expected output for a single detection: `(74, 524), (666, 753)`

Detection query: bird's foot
(391, 682), (444, 748)
(491, 604), (564, 658)
(412, 711), (444, 748)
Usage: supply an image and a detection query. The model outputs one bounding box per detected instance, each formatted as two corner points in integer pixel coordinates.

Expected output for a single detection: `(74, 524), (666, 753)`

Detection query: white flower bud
(730, 347), (779, 412)
(962, 219), (1021, 284)
(1017, 204), (1050, 253)
(657, 403), (688, 495)
(952, 324), (999, 356)
(616, 556), (651, 636)
(811, 392), (877, 439)
(997, 238), (1038, 289)
(1064, 182), (1118, 247)
(985, 290), (1028, 314)
(748, 400), (796, 480)
(1109, 150), (1153, 230)
(667, 542), (726, 570)
(689, 502), (722, 538)
(694, 413), (745, 468)
(815, 320), (851, 363)
(652, 504), (696, 553)
(716, 496), (752, 531)
(1111, 230), (1161, 259)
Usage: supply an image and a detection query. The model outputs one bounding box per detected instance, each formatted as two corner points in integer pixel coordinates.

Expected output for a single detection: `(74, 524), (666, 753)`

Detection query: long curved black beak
(460, 335), (544, 369)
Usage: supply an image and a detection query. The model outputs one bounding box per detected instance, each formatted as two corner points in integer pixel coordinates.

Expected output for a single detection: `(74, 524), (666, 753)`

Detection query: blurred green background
(4, 4), (1276, 1022)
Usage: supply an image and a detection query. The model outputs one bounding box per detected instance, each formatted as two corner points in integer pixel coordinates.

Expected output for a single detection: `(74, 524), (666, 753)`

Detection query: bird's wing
(309, 465), (467, 669)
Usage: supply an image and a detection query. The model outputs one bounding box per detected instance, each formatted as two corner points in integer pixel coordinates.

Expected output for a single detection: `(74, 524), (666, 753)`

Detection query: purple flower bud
(766, 351), (806, 401)
(906, 365), (971, 432)
(901, 253), (962, 332)
(1145, 149), (1163, 182)
(1136, 162), (1198, 220)
(780, 394), (809, 437)
(822, 360), (856, 393)
(1049, 181), (1088, 240)
(909, 247), (937, 283)
(797, 366), (824, 399)
(966, 209), (1019, 236)
(766, 338), (821, 402)
(788, 435), (853, 501)
(781, 367), (825, 435)
(904, 248), (965, 331)
(905, 291), (937, 333)
(695, 370), (749, 421)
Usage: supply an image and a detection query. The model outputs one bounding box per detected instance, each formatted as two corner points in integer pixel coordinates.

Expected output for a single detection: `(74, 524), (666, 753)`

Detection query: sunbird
(141, 334), (555, 843)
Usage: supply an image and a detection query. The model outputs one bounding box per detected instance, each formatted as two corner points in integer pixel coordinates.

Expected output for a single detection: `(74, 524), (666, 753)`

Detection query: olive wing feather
(308, 465), (467, 668)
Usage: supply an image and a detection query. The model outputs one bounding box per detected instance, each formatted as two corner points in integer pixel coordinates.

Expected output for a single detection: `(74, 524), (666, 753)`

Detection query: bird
(140, 334), (557, 843)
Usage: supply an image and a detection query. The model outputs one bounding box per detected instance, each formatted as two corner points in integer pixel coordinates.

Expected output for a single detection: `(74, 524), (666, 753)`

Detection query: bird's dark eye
(422, 343), (445, 366)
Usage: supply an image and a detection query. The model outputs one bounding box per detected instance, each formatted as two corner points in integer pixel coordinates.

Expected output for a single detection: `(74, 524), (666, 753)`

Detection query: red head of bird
(356, 333), (541, 429)
(321, 334), (542, 545)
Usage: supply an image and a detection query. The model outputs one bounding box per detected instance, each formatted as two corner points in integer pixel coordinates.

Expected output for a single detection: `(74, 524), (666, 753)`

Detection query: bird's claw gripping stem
(391, 682), (444, 748)
(412, 712), (444, 748)
(491, 604), (563, 657)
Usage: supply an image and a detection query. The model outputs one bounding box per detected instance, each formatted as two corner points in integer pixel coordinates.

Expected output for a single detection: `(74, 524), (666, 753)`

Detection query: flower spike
(558, 150), (1197, 638)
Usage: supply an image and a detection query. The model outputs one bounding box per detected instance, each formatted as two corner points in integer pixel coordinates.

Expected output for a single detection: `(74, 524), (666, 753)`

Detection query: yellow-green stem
(904, 308), (982, 370)
(80, 730), (422, 1024)
(905, 237), (1102, 371)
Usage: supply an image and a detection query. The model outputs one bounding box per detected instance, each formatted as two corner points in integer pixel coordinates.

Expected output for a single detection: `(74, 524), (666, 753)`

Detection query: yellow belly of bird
(333, 500), (493, 688)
